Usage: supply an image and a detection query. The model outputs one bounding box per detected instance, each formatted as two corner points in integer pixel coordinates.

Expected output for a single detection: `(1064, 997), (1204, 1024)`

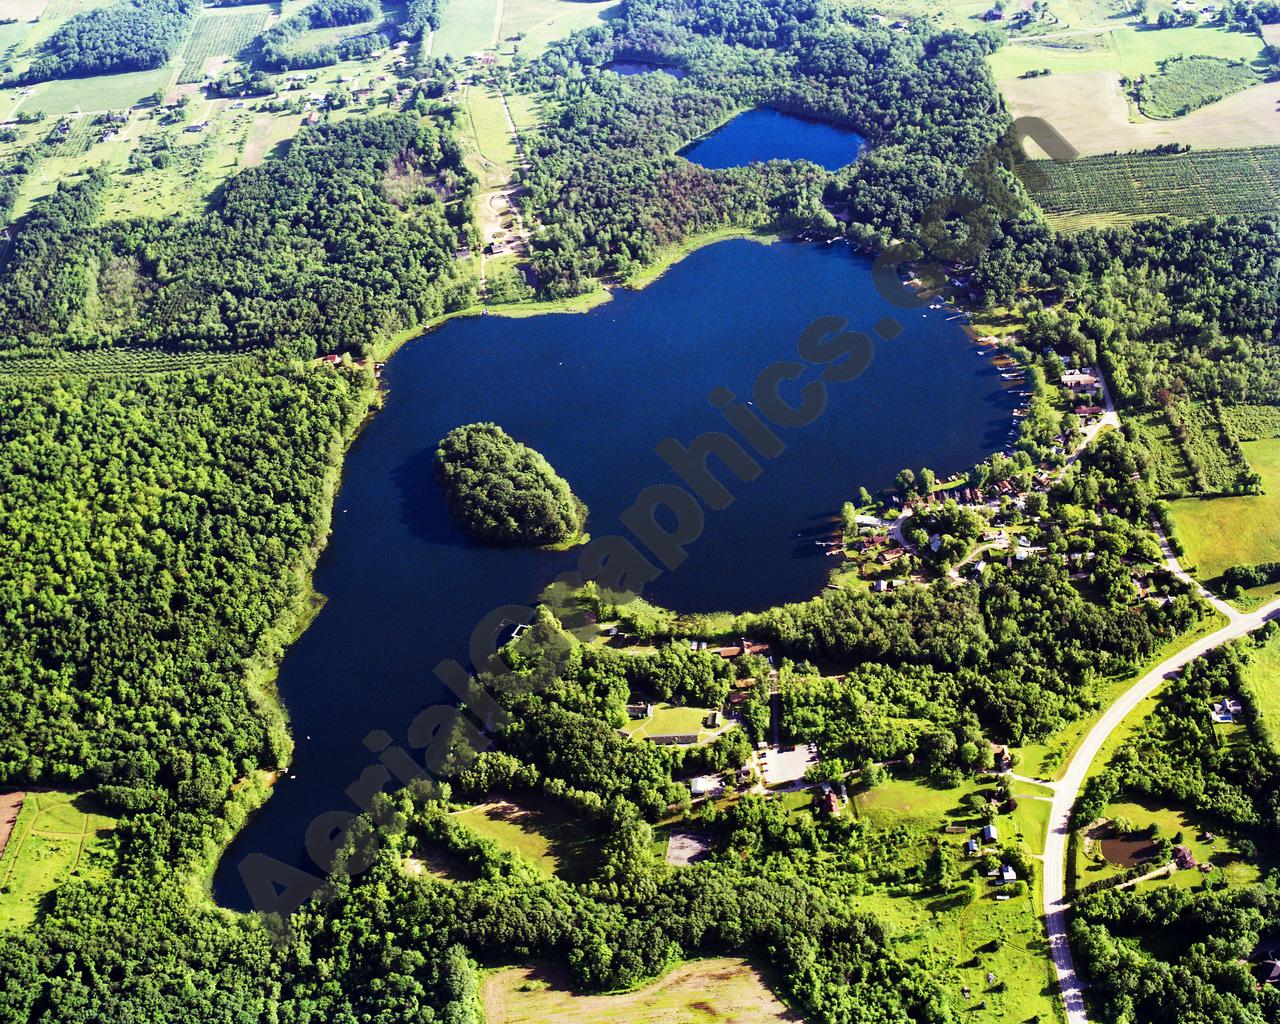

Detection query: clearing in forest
(0, 790), (116, 932)
(482, 958), (802, 1024)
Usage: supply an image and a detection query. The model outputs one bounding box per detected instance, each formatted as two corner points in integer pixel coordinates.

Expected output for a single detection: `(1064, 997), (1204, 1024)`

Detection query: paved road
(1042, 595), (1280, 1024)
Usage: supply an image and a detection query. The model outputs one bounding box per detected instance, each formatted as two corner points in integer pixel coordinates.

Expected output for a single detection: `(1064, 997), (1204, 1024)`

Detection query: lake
(680, 108), (865, 171)
(211, 239), (1019, 910)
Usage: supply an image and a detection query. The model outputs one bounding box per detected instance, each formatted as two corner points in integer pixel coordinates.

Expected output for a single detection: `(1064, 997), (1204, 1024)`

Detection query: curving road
(1042, 594), (1280, 1024)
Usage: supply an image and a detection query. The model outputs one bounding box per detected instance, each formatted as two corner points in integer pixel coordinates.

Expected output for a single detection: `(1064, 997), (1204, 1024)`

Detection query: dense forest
(15, 0), (195, 84)
(513, 0), (1007, 294)
(0, 115), (475, 358)
(0, 363), (374, 860)
(435, 422), (586, 546)
(973, 216), (1280, 408)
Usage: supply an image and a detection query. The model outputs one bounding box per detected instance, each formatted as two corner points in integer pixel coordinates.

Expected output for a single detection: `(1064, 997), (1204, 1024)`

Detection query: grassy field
(433, 0), (498, 56)
(989, 24), (1266, 80)
(433, 0), (617, 59)
(461, 81), (519, 185)
(620, 703), (715, 741)
(506, 0), (619, 56)
(483, 959), (801, 1024)
(0, 790), (116, 932)
(11, 66), (178, 117)
(1075, 797), (1264, 892)
(453, 799), (598, 880)
(1243, 630), (1280, 754)
(1169, 438), (1280, 601)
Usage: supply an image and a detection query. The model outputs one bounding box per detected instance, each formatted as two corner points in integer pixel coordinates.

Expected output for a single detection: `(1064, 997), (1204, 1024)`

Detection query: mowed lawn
(0, 790), (116, 932)
(1169, 438), (1280, 600)
(453, 799), (598, 880)
(16, 66), (177, 117)
(620, 703), (713, 741)
(482, 958), (801, 1024)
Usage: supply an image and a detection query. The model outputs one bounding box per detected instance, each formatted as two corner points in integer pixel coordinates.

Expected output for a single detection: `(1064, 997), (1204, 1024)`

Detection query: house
(992, 745), (1012, 772)
(651, 734), (699, 746)
(705, 710), (722, 728)
(714, 638), (772, 661)
(880, 548), (905, 565)
(1212, 698), (1243, 724)
(821, 790), (841, 816)
(1173, 844), (1197, 870)
(689, 776), (721, 796)
(1061, 369), (1099, 388)
(982, 824), (998, 842)
(966, 838), (980, 856)
(999, 865), (1017, 884)
(626, 703), (654, 720)
(321, 353), (341, 365)
(928, 534), (942, 553)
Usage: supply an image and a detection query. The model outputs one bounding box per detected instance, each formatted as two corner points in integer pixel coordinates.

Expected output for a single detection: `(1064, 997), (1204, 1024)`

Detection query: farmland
(0, 790), (117, 932)
(178, 7), (270, 85)
(987, 23), (1266, 81)
(1020, 145), (1280, 228)
(432, 0), (619, 58)
(482, 959), (801, 1024)
(1169, 438), (1280, 601)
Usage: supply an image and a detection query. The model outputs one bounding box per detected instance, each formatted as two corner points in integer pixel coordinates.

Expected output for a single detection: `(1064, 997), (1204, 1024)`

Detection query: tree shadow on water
(391, 446), (481, 548)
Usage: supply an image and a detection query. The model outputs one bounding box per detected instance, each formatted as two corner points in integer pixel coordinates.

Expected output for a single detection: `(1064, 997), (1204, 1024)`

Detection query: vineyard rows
(179, 10), (269, 85)
(0, 349), (266, 382)
(1020, 146), (1280, 223)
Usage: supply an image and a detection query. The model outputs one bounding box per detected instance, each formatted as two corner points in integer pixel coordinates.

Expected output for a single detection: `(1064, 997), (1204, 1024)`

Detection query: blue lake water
(680, 108), (865, 171)
(211, 239), (1018, 910)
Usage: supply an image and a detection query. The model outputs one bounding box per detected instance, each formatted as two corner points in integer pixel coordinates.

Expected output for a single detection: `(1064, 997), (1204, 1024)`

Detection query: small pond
(680, 107), (865, 171)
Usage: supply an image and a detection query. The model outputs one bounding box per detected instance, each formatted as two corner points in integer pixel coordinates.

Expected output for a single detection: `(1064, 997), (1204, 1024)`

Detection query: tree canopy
(435, 423), (585, 546)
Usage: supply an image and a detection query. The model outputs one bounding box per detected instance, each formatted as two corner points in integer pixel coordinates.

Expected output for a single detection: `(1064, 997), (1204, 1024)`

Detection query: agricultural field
(1138, 54), (1262, 119)
(0, 790), (117, 932)
(482, 958), (801, 1024)
(178, 6), (270, 85)
(433, 0), (499, 56)
(452, 799), (599, 880)
(988, 23), (1267, 80)
(6, 65), (177, 118)
(0, 349), (260, 381)
(1169, 438), (1280, 600)
(432, 0), (618, 59)
(1021, 146), (1280, 229)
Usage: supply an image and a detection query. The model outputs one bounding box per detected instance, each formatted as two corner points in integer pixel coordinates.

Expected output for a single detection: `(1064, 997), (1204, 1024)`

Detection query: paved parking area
(757, 743), (818, 787)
